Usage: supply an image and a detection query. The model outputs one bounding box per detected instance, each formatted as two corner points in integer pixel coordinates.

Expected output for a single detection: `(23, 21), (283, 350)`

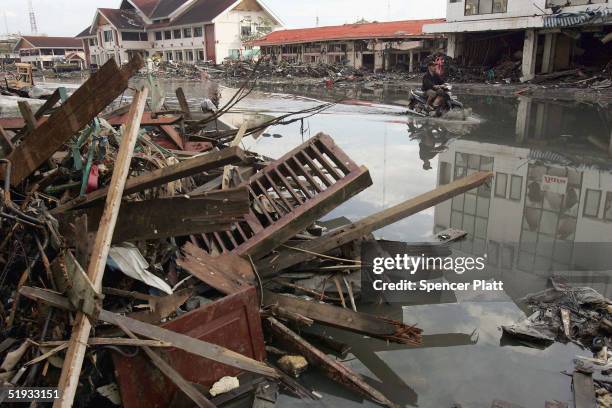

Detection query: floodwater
(42, 77), (612, 407)
(165, 79), (612, 408)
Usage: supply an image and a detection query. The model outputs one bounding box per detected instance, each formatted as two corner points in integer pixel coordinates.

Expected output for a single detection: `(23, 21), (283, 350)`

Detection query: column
(515, 96), (532, 143)
(409, 51), (414, 73)
(447, 33), (457, 58)
(521, 29), (538, 82)
(541, 33), (556, 74)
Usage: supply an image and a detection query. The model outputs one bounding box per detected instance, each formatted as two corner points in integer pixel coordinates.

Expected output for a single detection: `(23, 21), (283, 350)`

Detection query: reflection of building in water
(433, 99), (612, 297)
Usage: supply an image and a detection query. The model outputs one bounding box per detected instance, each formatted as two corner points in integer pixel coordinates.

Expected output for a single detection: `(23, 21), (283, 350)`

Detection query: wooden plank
(113, 318), (215, 408)
(18, 101), (37, 132)
(222, 122), (248, 190)
(266, 317), (398, 408)
(53, 86), (148, 408)
(34, 88), (62, 120)
(256, 171), (493, 277)
(160, 124), (184, 149)
(41, 338), (172, 348)
(60, 188), (249, 242)
(264, 292), (421, 345)
(573, 371), (597, 408)
(176, 87), (192, 120)
(19, 286), (279, 379)
(51, 147), (247, 214)
(176, 242), (254, 295)
(106, 111), (181, 126)
(0, 124), (13, 154)
(0, 55), (143, 186)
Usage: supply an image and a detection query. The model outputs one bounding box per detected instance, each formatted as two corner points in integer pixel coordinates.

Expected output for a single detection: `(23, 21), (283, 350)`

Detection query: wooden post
(0, 124), (13, 154)
(176, 87), (192, 120)
(53, 86), (149, 408)
(221, 122), (248, 190)
(18, 101), (37, 132)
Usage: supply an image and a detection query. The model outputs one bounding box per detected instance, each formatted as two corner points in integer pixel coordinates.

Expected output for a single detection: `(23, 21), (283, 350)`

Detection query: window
(197, 50), (204, 60)
(121, 32), (148, 41)
(241, 25), (252, 37)
(605, 193), (612, 221)
(173, 29), (182, 39)
(509, 175), (523, 201)
(465, 0), (507, 15)
(183, 28), (192, 38)
(175, 50), (183, 61)
(89, 38), (95, 46)
(194, 27), (203, 37)
(155, 31), (162, 41)
(103, 30), (113, 43)
(165, 51), (173, 61)
(164, 31), (171, 40)
(186, 50), (194, 61)
(495, 173), (508, 198)
(583, 189), (602, 218)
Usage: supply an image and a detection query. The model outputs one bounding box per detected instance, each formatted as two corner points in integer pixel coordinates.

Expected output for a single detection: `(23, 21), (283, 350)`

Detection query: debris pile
(502, 279), (612, 406)
(0, 54), (494, 407)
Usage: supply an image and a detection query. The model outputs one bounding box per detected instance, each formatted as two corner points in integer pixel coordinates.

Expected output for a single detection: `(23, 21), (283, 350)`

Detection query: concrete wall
(445, 0), (609, 23)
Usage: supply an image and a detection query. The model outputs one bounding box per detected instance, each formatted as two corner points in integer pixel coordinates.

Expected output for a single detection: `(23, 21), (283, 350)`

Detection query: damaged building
(252, 19), (446, 72)
(424, 0), (612, 81)
(12, 36), (85, 70)
(76, 0), (283, 67)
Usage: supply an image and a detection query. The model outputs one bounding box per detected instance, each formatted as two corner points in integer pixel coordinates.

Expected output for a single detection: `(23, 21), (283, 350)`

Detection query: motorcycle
(407, 84), (464, 118)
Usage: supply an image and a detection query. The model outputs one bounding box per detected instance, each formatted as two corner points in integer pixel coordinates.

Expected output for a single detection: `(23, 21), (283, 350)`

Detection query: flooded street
(156, 79), (612, 408)
(34, 77), (612, 407)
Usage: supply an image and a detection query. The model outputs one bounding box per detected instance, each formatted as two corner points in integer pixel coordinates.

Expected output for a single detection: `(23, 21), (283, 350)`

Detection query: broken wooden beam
(256, 171), (493, 277)
(0, 124), (13, 154)
(114, 318), (215, 408)
(34, 87), (64, 120)
(176, 242), (254, 295)
(264, 292), (422, 345)
(176, 87), (192, 120)
(53, 86), (148, 408)
(17, 101), (37, 132)
(106, 111), (181, 126)
(19, 286), (279, 379)
(266, 317), (398, 408)
(572, 371), (597, 408)
(51, 146), (247, 214)
(59, 187), (250, 243)
(0, 55), (144, 185)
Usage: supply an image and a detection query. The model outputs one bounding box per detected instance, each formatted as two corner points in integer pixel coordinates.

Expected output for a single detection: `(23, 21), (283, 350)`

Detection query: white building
(424, 0), (612, 80)
(76, 0), (283, 67)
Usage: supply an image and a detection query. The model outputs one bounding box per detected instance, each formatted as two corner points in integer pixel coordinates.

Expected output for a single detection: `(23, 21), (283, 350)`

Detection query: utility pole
(28, 0), (38, 35)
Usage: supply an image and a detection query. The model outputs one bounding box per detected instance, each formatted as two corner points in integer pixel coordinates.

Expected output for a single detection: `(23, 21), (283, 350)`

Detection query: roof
(75, 26), (94, 38)
(98, 8), (146, 30)
(150, 0), (191, 19)
(128, 0), (159, 17)
(253, 19), (445, 46)
(169, 0), (237, 25)
(17, 36), (83, 49)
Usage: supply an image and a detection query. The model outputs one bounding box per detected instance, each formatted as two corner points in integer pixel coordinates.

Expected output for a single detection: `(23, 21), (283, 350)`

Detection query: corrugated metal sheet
(543, 7), (612, 28)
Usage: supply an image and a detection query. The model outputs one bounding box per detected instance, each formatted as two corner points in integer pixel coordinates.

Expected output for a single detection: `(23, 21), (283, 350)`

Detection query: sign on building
(541, 175), (568, 195)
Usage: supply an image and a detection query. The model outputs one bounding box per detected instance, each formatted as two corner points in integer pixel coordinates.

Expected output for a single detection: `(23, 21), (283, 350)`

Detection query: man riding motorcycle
(422, 61), (445, 110)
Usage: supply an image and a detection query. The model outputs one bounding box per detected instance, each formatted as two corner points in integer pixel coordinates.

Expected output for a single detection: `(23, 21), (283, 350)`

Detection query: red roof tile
(18, 36), (83, 49)
(254, 19), (445, 46)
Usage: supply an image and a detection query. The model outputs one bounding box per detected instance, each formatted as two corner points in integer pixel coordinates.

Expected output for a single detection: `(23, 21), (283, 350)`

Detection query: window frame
(155, 31), (162, 41)
(194, 27), (203, 37)
(495, 172), (508, 198)
(173, 29), (182, 39)
(164, 31), (172, 40)
(509, 175), (523, 201)
(583, 189), (602, 218)
(183, 28), (192, 38)
(604, 192), (612, 221)
(465, 0), (508, 16)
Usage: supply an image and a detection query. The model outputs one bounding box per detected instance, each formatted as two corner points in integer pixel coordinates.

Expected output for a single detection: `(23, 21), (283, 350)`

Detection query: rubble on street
(0, 55), (494, 407)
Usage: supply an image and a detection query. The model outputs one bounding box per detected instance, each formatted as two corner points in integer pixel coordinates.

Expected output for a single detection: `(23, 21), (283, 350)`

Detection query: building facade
(253, 20), (446, 72)
(424, 0), (612, 80)
(13, 36), (85, 69)
(77, 0), (283, 67)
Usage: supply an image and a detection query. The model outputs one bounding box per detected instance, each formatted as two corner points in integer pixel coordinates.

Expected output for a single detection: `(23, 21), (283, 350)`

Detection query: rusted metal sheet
(200, 133), (372, 259)
(112, 286), (266, 408)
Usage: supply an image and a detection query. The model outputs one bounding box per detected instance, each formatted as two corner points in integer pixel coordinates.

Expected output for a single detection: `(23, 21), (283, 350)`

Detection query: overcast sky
(1, 0), (446, 37)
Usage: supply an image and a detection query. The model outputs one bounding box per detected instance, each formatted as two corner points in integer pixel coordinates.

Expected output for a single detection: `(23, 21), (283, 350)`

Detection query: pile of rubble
(0, 54), (493, 407)
(503, 279), (612, 407)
